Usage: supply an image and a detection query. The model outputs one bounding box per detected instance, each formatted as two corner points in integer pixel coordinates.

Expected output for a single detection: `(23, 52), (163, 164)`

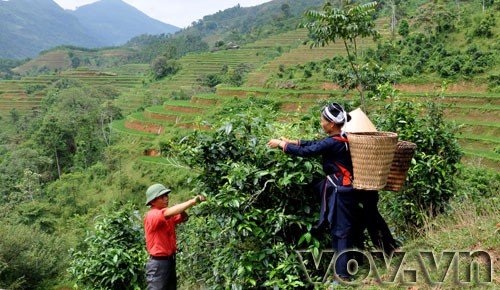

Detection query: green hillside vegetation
(0, 0), (499, 289)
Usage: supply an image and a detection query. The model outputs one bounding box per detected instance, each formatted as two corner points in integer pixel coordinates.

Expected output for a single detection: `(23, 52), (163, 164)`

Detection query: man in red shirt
(144, 183), (206, 290)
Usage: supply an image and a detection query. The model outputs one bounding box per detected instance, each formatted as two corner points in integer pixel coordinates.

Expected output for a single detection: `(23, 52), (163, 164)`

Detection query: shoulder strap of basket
(332, 136), (348, 143)
(330, 135), (352, 186)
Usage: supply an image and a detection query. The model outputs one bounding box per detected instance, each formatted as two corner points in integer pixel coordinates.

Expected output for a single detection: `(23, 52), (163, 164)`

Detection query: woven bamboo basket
(384, 141), (417, 192)
(347, 132), (398, 190)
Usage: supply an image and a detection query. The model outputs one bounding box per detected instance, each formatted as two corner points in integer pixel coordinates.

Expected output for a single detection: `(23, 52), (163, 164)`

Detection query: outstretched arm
(163, 195), (206, 218)
(268, 137), (299, 149)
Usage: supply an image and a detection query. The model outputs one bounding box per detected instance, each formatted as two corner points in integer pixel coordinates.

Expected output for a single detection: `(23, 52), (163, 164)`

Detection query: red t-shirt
(144, 206), (185, 256)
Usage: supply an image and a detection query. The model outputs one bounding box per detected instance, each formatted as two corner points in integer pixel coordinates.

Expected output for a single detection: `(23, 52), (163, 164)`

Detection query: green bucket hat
(145, 183), (171, 206)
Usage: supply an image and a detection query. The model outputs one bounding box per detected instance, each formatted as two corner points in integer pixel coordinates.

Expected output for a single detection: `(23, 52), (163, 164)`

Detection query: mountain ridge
(0, 0), (180, 59)
(71, 0), (179, 46)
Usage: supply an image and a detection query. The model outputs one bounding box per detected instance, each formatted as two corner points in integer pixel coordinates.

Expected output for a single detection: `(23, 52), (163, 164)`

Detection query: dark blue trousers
(353, 190), (398, 255)
(329, 191), (358, 279)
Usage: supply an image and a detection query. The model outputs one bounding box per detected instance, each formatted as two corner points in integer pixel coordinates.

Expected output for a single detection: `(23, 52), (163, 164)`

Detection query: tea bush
(68, 202), (148, 290)
(374, 91), (463, 231)
(0, 223), (68, 290)
(176, 105), (330, 288)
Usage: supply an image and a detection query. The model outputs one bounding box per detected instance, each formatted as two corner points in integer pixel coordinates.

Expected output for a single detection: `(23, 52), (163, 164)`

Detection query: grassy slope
(349, 198), (499, 289)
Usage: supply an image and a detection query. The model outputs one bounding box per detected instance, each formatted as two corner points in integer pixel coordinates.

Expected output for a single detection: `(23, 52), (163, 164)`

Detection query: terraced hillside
(12, 48), (132, 75)
(117, 79), (499, 172)
(0, 66), (147, 116)
(143, 47), (283, 95)
(0, 80), (44, 113)
(245, 28), (351, 88)
(244, 18), (390, 88)
(2, 24), (497, 171)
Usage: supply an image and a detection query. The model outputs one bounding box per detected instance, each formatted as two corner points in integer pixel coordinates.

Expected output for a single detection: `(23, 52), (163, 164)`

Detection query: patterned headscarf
(322, 102), (347, 125)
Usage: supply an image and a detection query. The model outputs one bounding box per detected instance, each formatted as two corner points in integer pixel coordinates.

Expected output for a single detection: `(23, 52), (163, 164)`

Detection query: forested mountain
(0, 0), (180, 59)
(187, 0), (326, 41)
(71, 0), (179, 46)
(0, 0), (99, 59)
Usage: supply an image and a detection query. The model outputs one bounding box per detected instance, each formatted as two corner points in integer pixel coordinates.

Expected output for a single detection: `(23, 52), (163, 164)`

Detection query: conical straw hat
(344, 108), (377, 133)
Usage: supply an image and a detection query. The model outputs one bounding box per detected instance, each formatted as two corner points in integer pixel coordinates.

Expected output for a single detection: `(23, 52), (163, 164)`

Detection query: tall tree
(302, 1), (379, 111)
(35, 114), (67, 179)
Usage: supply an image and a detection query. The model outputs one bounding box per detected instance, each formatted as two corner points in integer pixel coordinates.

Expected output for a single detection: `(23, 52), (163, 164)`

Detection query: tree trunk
(390, 0), (397, 42)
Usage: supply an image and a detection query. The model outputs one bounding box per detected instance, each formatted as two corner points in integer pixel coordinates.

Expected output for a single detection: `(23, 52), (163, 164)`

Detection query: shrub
(68, 202), (148, 290)
(398, 19), (409, 37)
(0, 223), (68, 290)
(454, 166), (500, 201)
(177, 106), (328, 288)
(374, 92), (463, 231)
(150, 57), (181, 80)
(473, 13), (496, 38)
(198, 73), (223, 88)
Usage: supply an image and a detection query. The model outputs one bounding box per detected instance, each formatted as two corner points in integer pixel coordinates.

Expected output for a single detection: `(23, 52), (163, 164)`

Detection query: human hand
(194, 195), (206, 204)
(267, 139), (283, 148)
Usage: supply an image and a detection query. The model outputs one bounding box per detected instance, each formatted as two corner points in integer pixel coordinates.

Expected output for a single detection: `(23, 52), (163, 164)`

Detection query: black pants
(353, 190), (398, 255)
(330, 191), (358, 279)
(146, 255), (176, 290)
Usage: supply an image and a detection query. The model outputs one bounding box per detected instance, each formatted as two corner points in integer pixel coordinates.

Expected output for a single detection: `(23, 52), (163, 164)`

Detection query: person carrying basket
(268, 102), (357, 283)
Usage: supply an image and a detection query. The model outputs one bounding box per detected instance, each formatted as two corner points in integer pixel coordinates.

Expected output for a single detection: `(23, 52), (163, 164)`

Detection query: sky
(53, 0), (272, 28)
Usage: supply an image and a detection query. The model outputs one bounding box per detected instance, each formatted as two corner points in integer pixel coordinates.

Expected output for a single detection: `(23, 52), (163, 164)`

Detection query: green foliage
(472, 13), (496, 38)
(128, 34), (209, 64)
(453, 166), (500, 201)
(302, 1), (379, 110)
(374, 89), (463, 230)
(10, 201), (57, 234)
(30, 85), (122, 178)
(0, 58), (25, 79)
(368, 33), (495, 80)
(198, 73), (223, 88)
(192, 0), (325, 46)
(0, 147), (52, 204)
(303, 1), (379, 47)
(398, 19), (409, 37)
(150, 56), (181, 80)
(198, 63), (251, 88)
(176, 105), (328, 288)
(68, 202), (148, 290)
(0, 223), (69, 290)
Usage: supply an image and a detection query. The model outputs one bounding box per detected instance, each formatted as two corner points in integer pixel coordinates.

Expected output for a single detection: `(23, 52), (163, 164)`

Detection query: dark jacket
(284, 134), (354, 228)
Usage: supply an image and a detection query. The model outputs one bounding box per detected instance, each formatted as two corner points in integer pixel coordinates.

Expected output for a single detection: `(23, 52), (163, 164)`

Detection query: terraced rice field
(110, 25), (498, 172)
(0, 80), (47, 112)
(145, 49), (270, 95)
(0, 67), (146, 114)
(116, 82), (499, 171)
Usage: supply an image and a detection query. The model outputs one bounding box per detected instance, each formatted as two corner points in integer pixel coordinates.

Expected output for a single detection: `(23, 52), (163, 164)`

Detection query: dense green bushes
(0, 223), (69, 290)
(374, 89), (463, 230)
(176, 105), (327, 288)
(198, 63), (252, 88)
(162, 91), (466, 287)
(69, 203), (148, 289)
